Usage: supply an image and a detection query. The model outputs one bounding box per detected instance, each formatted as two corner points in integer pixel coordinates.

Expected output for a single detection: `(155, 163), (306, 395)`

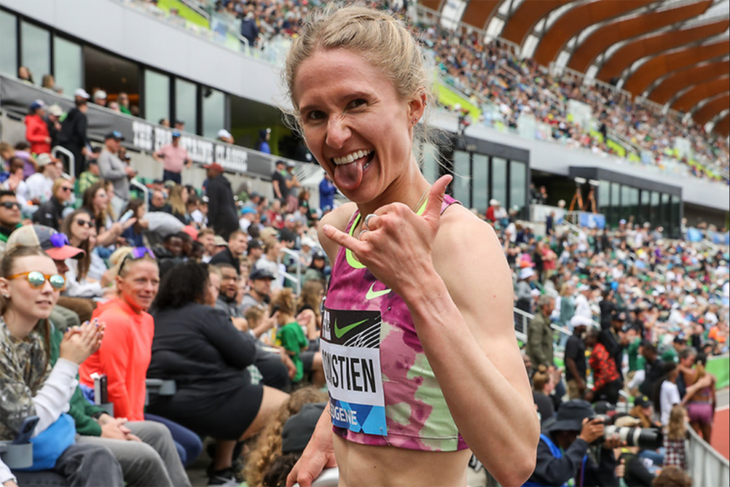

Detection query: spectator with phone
(525, 400), (620, 487)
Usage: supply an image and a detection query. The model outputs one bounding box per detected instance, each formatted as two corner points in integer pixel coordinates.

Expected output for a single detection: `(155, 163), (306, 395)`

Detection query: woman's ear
(0, 278), (10, 299)
(407, 88), (427, 125)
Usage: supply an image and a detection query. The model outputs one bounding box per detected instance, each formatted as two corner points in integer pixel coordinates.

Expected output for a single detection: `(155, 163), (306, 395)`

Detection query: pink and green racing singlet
(320, 195), (469, 452)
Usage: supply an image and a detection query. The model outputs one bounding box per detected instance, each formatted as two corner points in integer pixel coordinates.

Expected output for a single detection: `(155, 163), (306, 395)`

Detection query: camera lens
(604, 425), (663, 450)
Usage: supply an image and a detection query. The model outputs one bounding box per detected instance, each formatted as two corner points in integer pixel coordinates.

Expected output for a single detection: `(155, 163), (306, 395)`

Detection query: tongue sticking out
(334, 159), (364, 191)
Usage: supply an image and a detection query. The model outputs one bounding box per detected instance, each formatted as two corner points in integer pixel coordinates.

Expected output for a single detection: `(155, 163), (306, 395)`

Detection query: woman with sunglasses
(78, 248), (203, 467)
(31, 178), (74, 231)
(0, 246), (124, 486)
(60, 209), (107, 299)
(82, 182), (136, 248)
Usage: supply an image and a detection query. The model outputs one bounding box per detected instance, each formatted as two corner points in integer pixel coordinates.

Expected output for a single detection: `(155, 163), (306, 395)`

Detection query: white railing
(512, 307), (574, 359)
(278, 247), (303, 296)
(687, 420), (730, 487)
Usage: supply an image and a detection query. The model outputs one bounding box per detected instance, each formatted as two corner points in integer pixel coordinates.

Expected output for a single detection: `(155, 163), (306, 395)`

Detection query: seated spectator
(147, 262), (289, 485)
(25, 100), (52, 156)
(120, 198), (149, 248)
(296, 280), (324, 342)
(191, 195), (208, 227)
(149, 190), (171, 214)
(0, 190), (22, 253)
(82, 182), (135, 248)
(60, 209), (106, 299)
(168, 184), (189, 224)
(1, 158), (33, 214)
(25, 154), (61, 205)
(78, 159), (101, 195)
(255, 237), (283, 291)
(0, 142), (14, 171)
(263, 402), (328, 487)
(197, 228), (216, 262)
(532, 365), (555, 425)
(209, 229), (247, 273)
(12, 142), (37, 179)
(272, 288), (323, 386)
(630, 395), (662, 429)
(32, 178), (74, 230)
(244, 387), (328, 487)
(240, 267), (275, 315)
(152, 233), (184, 278)
(0, 246), (124, 486)
(651, 465), (692, 487)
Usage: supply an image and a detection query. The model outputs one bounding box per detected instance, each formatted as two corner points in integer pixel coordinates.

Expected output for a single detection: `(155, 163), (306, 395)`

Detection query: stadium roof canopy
(419, 0), (730, 136)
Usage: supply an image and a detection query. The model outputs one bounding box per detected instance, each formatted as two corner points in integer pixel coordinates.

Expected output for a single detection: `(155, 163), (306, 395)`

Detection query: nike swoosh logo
(334, 318), (369, 339)
(366, 283), (391, 300)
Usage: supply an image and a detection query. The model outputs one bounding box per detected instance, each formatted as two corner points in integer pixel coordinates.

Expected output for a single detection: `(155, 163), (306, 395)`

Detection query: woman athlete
(285, 6), (539, 487)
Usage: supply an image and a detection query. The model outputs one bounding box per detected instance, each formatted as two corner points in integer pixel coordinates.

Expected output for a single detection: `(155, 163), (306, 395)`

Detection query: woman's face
(1, 255), (61, 331)
(181, 188), (189, 203)
(206, 273), (220, 305)
(135, 205), (146, 219)
(117, 260), (159, 312)
(56, 181), (74, 202)
(93, 188), (109, 210)
(71, 213), (93, 242)
(293, 49), (424, 203)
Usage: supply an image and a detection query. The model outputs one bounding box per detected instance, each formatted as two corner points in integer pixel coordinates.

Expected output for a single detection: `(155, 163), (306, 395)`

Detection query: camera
(593, 414), (663, 450)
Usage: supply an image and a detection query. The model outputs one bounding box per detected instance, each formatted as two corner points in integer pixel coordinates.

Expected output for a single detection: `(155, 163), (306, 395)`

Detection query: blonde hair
(559, 282), (572, 297)
(667, 404), (686, 440)
(244, 306), (265, 328)
(244, 387), (328, 487)
(168, 185), (186, 217)
(532, 365), (551, 393)
(297, 280), (324, 317)
(284, 5), (432, 147)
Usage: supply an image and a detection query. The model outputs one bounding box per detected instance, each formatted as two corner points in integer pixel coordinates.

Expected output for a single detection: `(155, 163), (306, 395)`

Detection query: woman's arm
(30, 359), (80, 437)
(323, 178), (539, 486)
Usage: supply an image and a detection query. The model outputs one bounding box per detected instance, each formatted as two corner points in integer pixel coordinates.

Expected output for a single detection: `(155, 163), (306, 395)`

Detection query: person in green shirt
(626, 328), (644, 375)
(117, 93), (132, 115)
(660, 336), (685, 363)
(77, 159), (101, 196)
(273, 288), (314, 383)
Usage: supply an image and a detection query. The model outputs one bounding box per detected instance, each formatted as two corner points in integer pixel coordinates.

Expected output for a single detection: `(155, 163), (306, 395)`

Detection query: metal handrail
(130, 178), (149, 214)
(51, 145), (76, 177)
(687, 418), (730, 486)
(278, 247), (302, 296)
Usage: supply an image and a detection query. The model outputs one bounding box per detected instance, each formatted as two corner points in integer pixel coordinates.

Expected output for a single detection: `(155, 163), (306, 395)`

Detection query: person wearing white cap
(25, 153), (62, 205)
(93, 90), (107, 107)
(574, 284), (593, 321)
(515, 266), (536, 313)
(217, 129), (234, 144)
(74, 88), (90, 102)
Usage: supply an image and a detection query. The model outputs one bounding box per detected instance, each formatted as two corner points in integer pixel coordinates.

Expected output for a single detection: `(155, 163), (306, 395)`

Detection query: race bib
(321, 307), (387, 436)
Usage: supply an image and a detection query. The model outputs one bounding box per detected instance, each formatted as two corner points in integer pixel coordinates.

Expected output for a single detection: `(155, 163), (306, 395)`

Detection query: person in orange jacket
(25, 99), (52, 156)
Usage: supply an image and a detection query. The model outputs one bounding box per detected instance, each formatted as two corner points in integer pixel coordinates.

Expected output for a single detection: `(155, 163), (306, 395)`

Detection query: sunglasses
(75, 219), (94, 228)
(7, 271), (66, 290)
(0, 202), (21, 210)
(60, 187), (73, 192)
(118, 247), (156, 274)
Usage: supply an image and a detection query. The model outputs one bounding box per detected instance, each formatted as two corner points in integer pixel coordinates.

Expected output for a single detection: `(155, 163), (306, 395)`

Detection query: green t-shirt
(627, 338), (644, 372)
(276, 321), (309, 382)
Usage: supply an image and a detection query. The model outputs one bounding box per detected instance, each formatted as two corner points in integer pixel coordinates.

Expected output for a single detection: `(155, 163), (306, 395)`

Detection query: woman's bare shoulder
(318, 202), (357, 262)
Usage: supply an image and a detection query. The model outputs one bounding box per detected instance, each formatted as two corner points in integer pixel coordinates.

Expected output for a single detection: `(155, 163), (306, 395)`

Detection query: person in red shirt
(585, 329), (623, 405)
(25, 100), (52, 156)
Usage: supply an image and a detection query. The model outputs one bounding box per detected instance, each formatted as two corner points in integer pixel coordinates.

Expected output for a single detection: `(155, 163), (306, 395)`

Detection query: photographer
(525, 400), (620, 487)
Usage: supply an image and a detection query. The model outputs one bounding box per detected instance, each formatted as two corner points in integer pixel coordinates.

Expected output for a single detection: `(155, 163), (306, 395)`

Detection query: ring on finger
(359, 229), (369, 239)
(364, 213), (376, 231)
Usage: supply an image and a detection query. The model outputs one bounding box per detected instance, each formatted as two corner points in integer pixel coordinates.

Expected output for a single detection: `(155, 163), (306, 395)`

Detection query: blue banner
(330, 398), (387, 436)
(578, 212), (606, 229)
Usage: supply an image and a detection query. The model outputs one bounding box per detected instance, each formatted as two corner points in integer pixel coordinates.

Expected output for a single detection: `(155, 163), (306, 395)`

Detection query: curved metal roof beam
(691, 93), (730, 124)
(500, 0), (577, 46)
(459, 0), (505, 30)
(567, 0), (713, 73)
(622, 39), (729, 95)
(671, 75), (730, 112)
(532, 0), (657, 67)
(595, 18), (729, 81)
(646, 57), (729, 101)
(712, 111), (729, 136)
(419, 0), (444, 11)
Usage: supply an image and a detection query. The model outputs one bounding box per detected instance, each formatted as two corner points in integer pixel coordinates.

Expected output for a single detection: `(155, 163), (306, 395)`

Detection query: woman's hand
(287, 406), (337, 487)
(322, 175), (452, 296)
(120, 217), (137, 231)
(59, 320), (104, 364)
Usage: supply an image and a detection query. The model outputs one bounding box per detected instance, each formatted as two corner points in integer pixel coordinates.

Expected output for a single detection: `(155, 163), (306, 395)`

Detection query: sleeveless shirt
(321, 195), (469, 452)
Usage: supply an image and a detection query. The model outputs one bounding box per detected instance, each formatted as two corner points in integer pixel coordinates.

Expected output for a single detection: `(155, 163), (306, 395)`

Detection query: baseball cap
(36, 153), (54, 167)
(6, 225), (84, 261)
(241, 207), (257, 215)
(171, 130), (181, 138)
(249, 268), (275, 281)
(93, 90), (107, 100)
(634, 395), (653, 408)
(247, 239), (263, 250)
(275, 159), (286, 166)
(490, 199), (500, 206)
(29, 99), (46, 110)
(105, 130), (125, 141)
(47, 104), (64, 117)
(217, 129), (232, 139)
(577, 284), (591, 292)
(74, 88), (90, 99)
(301, 237), (316, 249)
(282, 403), (327, 454)
(612, 311), (627, 322)
(286, 160), (296, 168)
(519, 267), (534, 280)
(203, 163), (224, 172)
(570, 315), (593, 328)
(213, 235), (228, 247)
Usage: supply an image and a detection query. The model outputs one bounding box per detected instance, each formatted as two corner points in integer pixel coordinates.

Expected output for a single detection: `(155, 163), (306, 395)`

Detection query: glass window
(420, 143), (440, 184)
(0, 10), (17, 77)
(202, 87), (225, 139)
(639, 190), (651, 225)
(669, 195), (681, 238)
(628, 187), (639, 223)
(175, 78), (197, 134)
(660, 193), (670, 230)
(20, 21), (50, 85)
(649, 191), (660, 224)
(472, 154), (489, 213)
(598, 180), (610, 215)
(621, 185), (631, 221)
(510, 160), (526, 216)
(452, 151), (470, 206)
(610, 183), (620, 227)
(144, 69), (170, 124)
(53, 36), (82, 95)
(492, 157), (507, 207)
